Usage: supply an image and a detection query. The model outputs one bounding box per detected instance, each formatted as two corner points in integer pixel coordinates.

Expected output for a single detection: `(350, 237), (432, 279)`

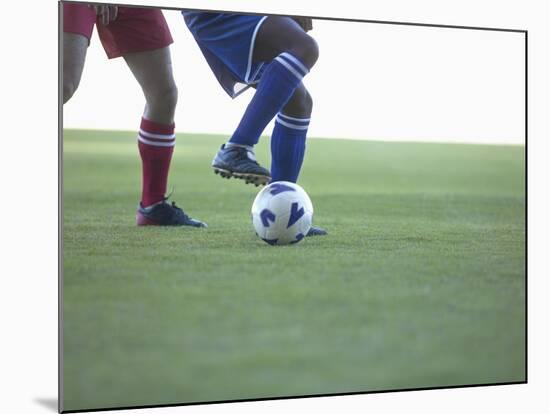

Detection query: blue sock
(270, 113), (310, 183)
(229, 52), (309, 147)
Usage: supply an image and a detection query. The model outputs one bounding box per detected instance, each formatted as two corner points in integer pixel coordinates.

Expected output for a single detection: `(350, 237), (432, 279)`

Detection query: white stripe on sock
(275, 116), (310, 130)
(137, 135), (175, 147)
(274, 56), (304, 81)
(138, 129), (176, 140)
(279, 52), (309, 76)
(278, 113), (311, 123)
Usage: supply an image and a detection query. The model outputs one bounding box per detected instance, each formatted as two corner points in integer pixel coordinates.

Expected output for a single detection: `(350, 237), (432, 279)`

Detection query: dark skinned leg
(250, 82), (312, 119)
(252, 16), (319, 69)
(253, 16), (316, 118)
(281, 83), (313, 118)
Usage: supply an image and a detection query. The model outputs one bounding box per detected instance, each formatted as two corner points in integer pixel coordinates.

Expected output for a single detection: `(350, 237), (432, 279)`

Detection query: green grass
(63, 129), (525, 411)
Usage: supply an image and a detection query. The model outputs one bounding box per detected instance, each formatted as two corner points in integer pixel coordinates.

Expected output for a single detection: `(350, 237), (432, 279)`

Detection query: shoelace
(229, 146), (260, 165)
(169, 201), (190, 220)
(157, 191), (191, 221)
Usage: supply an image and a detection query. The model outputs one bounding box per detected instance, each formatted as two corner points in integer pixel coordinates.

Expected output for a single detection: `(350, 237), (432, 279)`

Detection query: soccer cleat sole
(136, 212), (207, 227)
(213, 167), (270, 187)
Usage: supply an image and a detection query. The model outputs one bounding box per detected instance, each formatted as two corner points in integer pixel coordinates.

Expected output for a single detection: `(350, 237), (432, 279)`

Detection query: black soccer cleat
(136, 199), (207, 228)
(306, 226), (328, 237)
(212, 144), (271, 186)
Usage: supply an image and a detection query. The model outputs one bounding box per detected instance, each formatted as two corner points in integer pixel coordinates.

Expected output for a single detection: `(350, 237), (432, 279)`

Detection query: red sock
(138, 117), (175, 207)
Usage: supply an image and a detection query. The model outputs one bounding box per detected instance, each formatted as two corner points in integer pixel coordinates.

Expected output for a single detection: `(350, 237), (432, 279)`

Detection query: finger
(103, 7), (110, 25)
(302, 17), (311, 32)
(292, 16), (304, 30)
(95, 6), (103, 23)
(111, 6), (118, 22)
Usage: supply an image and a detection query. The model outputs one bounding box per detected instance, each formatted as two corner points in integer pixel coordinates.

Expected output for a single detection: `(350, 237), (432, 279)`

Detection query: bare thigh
(123, 47), (178, 125)
(63, 32), (89, 103)
(253, 16), (319, 69)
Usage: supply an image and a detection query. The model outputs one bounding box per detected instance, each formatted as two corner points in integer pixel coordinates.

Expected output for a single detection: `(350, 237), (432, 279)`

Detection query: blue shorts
(183, 12), (268, 98)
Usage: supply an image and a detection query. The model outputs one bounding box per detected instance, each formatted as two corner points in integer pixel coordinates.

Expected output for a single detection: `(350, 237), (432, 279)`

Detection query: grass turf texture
(63, 129), (525, 411)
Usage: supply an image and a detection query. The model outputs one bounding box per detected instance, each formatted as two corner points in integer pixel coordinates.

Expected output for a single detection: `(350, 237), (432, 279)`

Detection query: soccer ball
(251, 181), (313, 246)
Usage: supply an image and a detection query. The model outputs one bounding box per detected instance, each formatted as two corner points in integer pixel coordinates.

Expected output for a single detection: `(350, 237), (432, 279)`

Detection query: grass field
(62, 129), (525, 411)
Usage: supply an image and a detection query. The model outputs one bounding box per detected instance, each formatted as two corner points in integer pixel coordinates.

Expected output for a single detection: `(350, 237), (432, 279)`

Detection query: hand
(291, 16), (313, 32)
(92, 4), (119, 25)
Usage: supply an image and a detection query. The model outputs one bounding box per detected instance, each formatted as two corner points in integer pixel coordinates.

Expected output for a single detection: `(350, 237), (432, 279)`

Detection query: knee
(294, 35), (319, 69)
(283, 85), (313, 118)
(161, 84), (178, 110)
(147, 83), (178, 113)
(304, 36), (319, 67)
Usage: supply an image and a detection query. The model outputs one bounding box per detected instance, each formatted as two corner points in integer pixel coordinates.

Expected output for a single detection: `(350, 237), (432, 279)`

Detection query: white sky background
(63, 9), (525, 145)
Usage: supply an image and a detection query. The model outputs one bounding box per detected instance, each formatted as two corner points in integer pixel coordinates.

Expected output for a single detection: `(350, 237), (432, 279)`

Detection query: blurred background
(63, 10), (525, 145)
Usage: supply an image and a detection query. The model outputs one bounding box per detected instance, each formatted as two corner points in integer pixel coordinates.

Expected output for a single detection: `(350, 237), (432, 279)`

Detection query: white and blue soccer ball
(251, 181), (313, 246)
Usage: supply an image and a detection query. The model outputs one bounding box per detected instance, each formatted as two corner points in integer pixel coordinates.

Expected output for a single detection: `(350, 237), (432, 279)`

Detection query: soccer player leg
(62, 4), (96, 103)
(228, 16), (318, 148)
(214, 16), (319, 185)
(270, 83), (311, 183)
(123, 46), (177, 204)
(270, 84), (327, 237)
(123, 47), (206, 227)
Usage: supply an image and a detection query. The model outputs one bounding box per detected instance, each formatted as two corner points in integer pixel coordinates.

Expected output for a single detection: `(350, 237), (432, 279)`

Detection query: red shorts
(63, 4), (173, 59)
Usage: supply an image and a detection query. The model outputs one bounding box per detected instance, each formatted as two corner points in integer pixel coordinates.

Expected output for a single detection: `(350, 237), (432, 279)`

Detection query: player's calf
(269, 84), (312, 183)
(283, 84), (313, 118)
